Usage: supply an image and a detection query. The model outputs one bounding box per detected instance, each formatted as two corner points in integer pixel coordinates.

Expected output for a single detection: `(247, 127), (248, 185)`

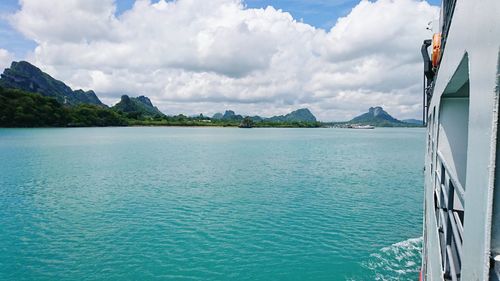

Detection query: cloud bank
(9, 0), (438, 120)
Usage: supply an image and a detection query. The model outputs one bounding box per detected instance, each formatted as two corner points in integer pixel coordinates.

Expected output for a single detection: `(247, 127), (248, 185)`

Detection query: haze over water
(0, 127), (424, 280)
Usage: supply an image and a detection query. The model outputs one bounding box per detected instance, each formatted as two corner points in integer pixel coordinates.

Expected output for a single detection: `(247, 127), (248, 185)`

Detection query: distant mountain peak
(136, 95), (153, 107)
(112, 94), (164, 117)
(223, 110), (236, 117)
(268, 108), (317, 122)
(292, 108), (315, 117)
(212, 112), (223, 120)
(210, 108), (316, 123)
(0, 61), (104, 106)
(368, 106), (386, 116)
(9, 61), (43, 75)
(350, 106), (406, 127)
(219, 110), (243, 121)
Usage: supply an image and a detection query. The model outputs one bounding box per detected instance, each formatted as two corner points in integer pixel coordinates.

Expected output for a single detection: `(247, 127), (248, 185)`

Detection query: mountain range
(0, 61), (421, 127)
(212, 108), (317, 123)
(0, 61), (164, 118)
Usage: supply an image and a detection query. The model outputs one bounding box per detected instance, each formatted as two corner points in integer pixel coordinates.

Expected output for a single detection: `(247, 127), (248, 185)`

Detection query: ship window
(438, 52), (469, 190)
(434, 53), (469, 281)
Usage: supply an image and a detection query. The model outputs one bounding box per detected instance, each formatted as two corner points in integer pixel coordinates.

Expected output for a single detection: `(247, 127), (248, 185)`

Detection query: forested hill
(0, 61), (104, 106)
(0, 87), (126, 127)
(349, 107), (420, 127)
(112, 95), (165, 118)
(212, 108), (317, 123)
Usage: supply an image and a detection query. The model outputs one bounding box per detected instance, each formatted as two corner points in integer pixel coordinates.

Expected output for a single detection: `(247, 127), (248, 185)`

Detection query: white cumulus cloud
(9, 0), (438, 120)
(0, 49), (14, 72)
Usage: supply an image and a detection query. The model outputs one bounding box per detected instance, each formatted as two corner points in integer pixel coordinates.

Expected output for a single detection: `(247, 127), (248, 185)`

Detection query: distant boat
(348, 125), (375, 129)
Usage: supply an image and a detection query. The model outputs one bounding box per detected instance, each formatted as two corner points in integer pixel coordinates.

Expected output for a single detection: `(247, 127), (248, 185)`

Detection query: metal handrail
(449, 210), (463, 258)
(447, 246), (459, 281)
(441, 0), (457, 44)
(438, 0), (458, 72)
(453, 212), (463, 238)
(437, 151), (465, 205)
(436, 182), (463, 255)
(434, 149), (464, 280)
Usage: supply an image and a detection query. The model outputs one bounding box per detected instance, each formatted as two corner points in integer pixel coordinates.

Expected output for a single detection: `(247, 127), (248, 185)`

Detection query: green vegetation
(0, 86), (69, 127)
(212, 108), (317, 123)
(112, 95), (165, 118)
(252, 121), (321, 128)
(0, 61), (323, 128)
(0, 61), (419, 129)
(326, 121), (420, 128)
(68, 104), (127, 127)
(124, 114), (321, 128)
(336, 106), (423, 127)
(0, 87), (321, 128)
(266, 108), (317, 122)
(0, 87), (126, 127)
(0, 61), (104, 106)
(239, 117), (254, 128)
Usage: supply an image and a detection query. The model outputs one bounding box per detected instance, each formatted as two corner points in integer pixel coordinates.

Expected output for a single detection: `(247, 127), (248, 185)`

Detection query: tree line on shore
(0, 87), (321, 128)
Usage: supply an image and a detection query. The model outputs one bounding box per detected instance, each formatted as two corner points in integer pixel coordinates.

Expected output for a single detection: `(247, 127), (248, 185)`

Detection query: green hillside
(0, 61), (104, 106)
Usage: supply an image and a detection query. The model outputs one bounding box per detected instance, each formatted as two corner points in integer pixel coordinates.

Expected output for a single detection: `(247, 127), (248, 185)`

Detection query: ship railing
(434, 150), (464, 281)
(441, 0), (457, 52)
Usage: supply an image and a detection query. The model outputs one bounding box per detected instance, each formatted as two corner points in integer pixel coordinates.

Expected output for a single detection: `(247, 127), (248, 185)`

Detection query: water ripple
(0, 127), (425, 280)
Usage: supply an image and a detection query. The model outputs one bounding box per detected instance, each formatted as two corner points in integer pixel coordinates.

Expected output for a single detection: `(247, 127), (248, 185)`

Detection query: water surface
(0, 127), (425, 280)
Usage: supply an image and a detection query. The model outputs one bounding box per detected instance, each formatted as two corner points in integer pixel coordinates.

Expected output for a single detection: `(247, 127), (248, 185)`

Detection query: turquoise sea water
(0, 127), (425, 281)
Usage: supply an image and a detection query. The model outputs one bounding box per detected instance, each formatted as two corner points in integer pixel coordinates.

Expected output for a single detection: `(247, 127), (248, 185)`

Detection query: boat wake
(347, 237), (422, 281)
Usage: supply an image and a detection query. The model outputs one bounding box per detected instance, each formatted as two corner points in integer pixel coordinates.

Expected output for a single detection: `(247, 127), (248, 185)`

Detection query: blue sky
(0, 0), (35, 58)
(114, 0), (363, 28)
(0, 0), (440, 59)
(0, 0), (440, 120)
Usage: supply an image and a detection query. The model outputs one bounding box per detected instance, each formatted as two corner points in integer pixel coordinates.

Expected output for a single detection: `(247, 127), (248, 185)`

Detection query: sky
(0, 0), (440, 121)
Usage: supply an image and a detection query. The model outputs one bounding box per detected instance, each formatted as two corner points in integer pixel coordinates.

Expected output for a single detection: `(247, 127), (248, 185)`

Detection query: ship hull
(421, 0), (500, 280)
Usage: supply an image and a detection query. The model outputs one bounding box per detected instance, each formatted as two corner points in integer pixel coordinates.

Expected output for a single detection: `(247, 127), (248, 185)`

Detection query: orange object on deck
(432, 33), (442, 68)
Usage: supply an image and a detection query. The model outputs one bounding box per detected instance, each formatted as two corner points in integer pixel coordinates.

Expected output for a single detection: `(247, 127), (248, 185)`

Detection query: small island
(326, 106), (423, 128)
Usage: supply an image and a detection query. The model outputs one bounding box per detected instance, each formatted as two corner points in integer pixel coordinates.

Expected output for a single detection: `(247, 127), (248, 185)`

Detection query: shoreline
(0, 125), (425, 129)
(0, 125), (325, 129)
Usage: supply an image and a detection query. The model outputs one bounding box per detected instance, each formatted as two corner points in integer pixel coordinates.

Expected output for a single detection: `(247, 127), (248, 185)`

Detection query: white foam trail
(347, 237), (423, 281)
